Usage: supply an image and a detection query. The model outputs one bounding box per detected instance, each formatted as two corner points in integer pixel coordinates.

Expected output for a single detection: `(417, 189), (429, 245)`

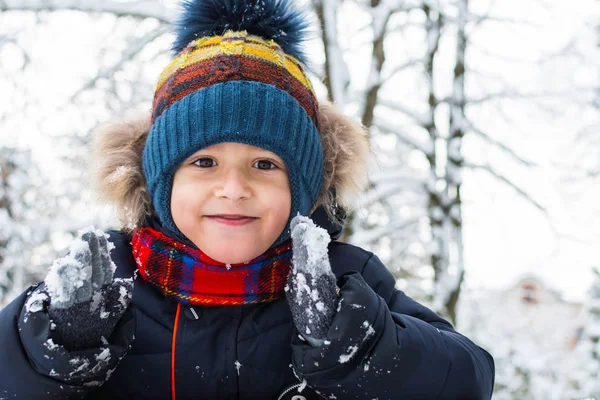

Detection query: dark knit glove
(285, 215), (339, 346)
(38, 228), (133, 351)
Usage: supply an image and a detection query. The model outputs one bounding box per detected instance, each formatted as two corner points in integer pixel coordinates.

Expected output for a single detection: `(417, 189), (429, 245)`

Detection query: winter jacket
(0, 206), (494, 399)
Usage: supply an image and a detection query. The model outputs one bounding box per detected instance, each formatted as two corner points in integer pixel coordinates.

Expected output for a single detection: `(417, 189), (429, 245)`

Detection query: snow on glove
(285, 215), (339, 346)
(37, 227), (133, 351)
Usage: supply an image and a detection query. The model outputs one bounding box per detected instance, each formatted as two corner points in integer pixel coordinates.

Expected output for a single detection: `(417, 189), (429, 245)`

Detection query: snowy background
(0, 0), (599, 398)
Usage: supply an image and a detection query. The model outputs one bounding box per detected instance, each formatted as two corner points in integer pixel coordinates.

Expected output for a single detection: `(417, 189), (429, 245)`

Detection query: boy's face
(171, 142), (291, 264)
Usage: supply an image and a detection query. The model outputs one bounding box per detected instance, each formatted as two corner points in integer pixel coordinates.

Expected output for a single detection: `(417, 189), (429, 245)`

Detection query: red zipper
(171, 303), (181, 400)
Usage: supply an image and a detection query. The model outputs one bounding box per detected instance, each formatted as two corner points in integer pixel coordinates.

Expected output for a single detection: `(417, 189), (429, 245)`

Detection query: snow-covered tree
(581, 267), (600, 398)
(457, 277), (593, 400)
(313, 0), (598, 323)
(0, 148), (61, 305)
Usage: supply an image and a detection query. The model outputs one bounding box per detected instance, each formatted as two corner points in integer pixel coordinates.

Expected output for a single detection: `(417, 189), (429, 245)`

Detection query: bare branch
(354, 0), (423, 14)
(467, 14), (543, 29)
(373, 119), (430, 155)
(465, 162), (547, 213)
(465, 66), (524, 93)
(376, 99), (430, 126)
(537, 37), (589, 65)
(458, 88), (597, 105)
(361, 180), (426, 207)
(0, 0), (175, 23)
(489, 99), (528, 136)
(351, 217), (420, 245)
(380, 58), (423, 85)
(468, 45), (545, 64)
(370, 168), (427, 186)
(387, 21), (428, 34)
(68, 25), (169, 103)
(465, 119), (537, 167)
(467, 0), (497, 32)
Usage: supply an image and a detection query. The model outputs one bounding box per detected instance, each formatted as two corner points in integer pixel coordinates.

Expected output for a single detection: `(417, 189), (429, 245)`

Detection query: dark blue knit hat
(142, 0), (323, 246)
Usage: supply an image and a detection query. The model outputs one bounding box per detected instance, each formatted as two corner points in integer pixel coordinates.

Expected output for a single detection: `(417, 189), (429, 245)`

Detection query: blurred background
(0, 0), (598, 398)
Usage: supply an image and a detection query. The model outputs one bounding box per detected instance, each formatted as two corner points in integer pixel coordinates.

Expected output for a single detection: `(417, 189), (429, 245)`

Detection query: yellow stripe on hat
(155, 31), (314, 94)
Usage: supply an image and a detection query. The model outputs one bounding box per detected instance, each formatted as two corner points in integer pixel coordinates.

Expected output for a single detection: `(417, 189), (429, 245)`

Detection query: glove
(36, 227), (133, 351)
(285, 215), (338, 346)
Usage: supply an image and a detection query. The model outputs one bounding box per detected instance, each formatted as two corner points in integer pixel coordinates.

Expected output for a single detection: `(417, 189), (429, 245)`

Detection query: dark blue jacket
(0, 210), (494, 399)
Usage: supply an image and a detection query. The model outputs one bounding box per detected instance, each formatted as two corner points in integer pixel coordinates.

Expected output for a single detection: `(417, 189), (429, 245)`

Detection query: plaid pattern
(151, 30), (318, 125)
(131, 226), (293, 306)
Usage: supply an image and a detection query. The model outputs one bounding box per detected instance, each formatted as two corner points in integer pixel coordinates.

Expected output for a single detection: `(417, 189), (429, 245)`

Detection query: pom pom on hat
(173, 0), (310, 64)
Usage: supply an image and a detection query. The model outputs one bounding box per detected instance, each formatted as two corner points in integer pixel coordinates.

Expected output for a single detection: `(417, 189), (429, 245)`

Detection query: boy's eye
(253, 160), (277, 170)
(193, 158), (216, 168)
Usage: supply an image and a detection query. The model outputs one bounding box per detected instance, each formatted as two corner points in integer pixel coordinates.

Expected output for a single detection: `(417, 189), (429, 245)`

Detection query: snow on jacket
(0, 101), (494, 399)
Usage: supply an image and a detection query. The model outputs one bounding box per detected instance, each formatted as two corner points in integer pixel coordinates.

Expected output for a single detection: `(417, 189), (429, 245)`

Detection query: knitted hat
(142, 0), (324, 246)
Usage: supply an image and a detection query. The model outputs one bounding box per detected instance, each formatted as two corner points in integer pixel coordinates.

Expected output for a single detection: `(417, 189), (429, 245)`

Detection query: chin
(202, 242), (265, 265)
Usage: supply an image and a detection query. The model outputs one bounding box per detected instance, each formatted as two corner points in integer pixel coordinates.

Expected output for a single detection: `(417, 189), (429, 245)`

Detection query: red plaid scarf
(131, 226), (293, 306)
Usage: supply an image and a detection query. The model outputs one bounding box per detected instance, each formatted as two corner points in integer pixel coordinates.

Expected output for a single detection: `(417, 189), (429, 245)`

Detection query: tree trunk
(440, 0), (468, 323)
(422, 3), (449, 317)
(314, 0), (349, 105)
(361, 0), (388, 129)
(0, 155), (15, 299)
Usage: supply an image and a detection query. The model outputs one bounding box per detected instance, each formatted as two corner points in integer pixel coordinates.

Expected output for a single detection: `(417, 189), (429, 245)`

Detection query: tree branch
(465, 162), (547, 213)
(0, 0), (175, 23)
(370, 168), (427, 186)
(373, 119), (431, 155)
(467, 14), (543, 29)
(376, 99), (430, 126)
(69, 25), (169, 102)
(380, 58), (423, 85)
(465, 119), (537, 167)
(449, 87), (597, 106)
(351, 217), (420, 245)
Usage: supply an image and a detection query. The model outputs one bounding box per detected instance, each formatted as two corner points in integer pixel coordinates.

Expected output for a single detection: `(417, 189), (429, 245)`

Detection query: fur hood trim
(90, 100), (370, 233)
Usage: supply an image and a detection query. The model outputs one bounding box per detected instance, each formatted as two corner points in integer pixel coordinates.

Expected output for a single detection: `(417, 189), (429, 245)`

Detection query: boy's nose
(214, 168), (252, 201)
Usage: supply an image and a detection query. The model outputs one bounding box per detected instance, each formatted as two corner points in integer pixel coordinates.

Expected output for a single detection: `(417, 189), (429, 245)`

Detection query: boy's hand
(285, 215), (338, 346)
(37, 228), (133, 351)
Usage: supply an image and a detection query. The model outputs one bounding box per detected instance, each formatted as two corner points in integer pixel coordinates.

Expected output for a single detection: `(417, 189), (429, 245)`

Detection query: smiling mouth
(207, 214), (257, 219)
(205, 215), (258, 226)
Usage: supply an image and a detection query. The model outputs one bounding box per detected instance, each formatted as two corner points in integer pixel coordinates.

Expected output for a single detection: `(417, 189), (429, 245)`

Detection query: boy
(0, 0), (494, 398)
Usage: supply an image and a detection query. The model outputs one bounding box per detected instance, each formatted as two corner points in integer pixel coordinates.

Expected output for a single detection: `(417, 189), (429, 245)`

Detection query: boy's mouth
(205, 214), (259, 226)
(207, 214), (257, 219)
